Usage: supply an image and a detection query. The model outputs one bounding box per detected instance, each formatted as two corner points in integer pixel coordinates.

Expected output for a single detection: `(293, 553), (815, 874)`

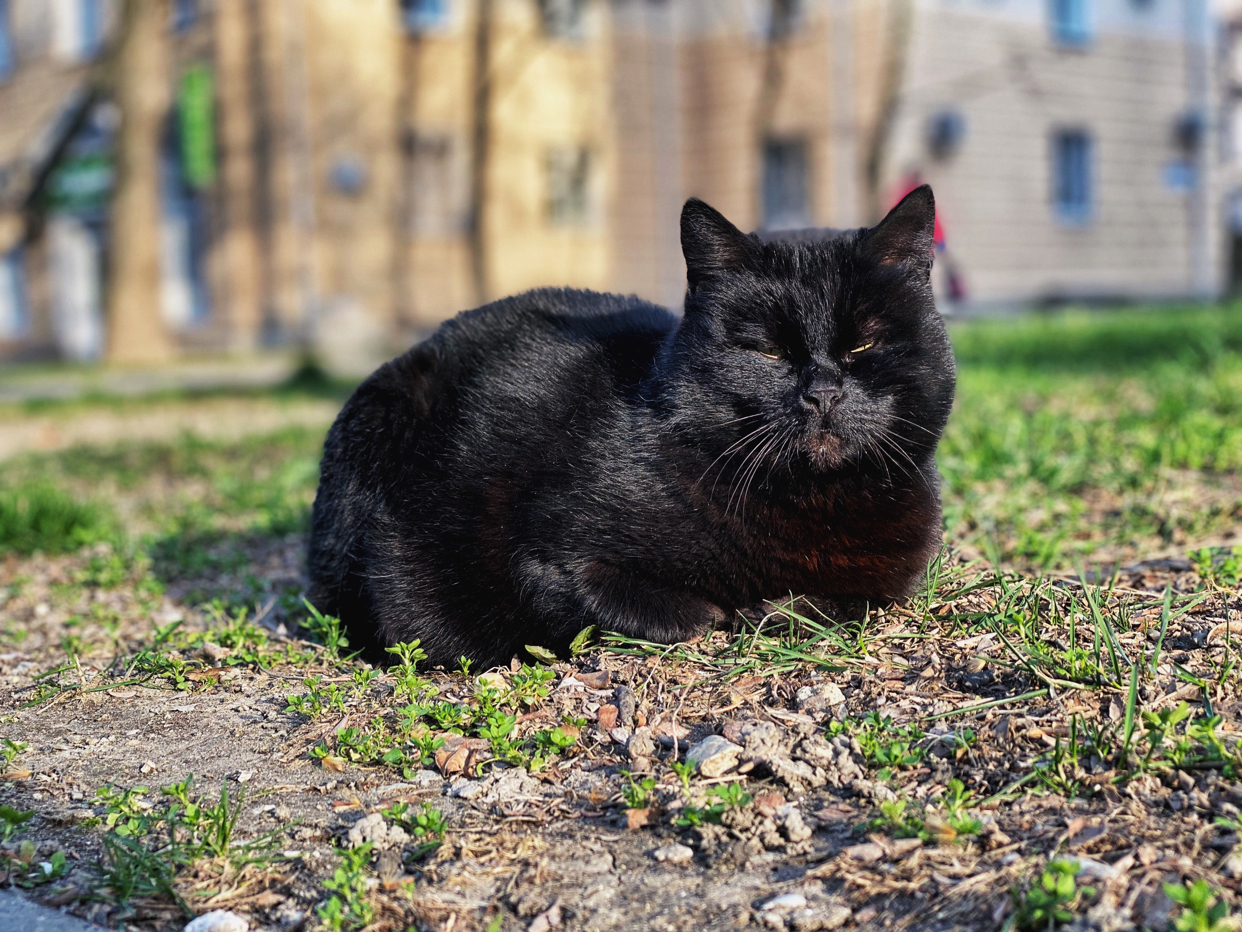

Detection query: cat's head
(668, 186), (956, 478)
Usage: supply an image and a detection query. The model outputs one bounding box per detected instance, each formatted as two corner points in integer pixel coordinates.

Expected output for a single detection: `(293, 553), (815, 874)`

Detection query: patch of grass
(1005, 859), (1096, 931)
(944, 304), (1242, 570)
(380, 801), (447, 859)
(318, 843), (377, 931)
(1165, 879), (1236, 932)
(674, 782), (753, 827)
(93, 776), (284, 917)
(0, 482), (117, 555)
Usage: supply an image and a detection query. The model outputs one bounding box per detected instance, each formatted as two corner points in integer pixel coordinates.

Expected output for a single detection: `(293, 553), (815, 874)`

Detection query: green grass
(943, 304), (1242, 569)
(2, 302), (1240, 585)
(0, 483), (118, 555)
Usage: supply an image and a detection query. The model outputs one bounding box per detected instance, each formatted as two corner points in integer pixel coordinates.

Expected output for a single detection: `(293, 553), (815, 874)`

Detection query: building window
(408, 134), (464, 235)
(0, 0), (14, 81)
(1050, 0), (1091, 45)
(1052, 129), (1093, 222)
(762, 138), (810, 229)
(539, 0), (586, 40)
(0, 248), (29, 341)
(769, 0), (803, 40)
(401, 0), (449, 32)
(546, 147), (592, 225)
(171, 0), (198, 32)
(52, 0), (107, 61)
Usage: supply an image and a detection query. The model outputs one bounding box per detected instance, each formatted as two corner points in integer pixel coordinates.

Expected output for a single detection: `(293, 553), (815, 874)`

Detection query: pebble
(627, 727), (656, 760)
(843, 842), (884, 862)
(184, 911), (249, 932)
(450, 778), (483, 800)
(613, 683), (637, 726)
(345, 812), (409, 851)
(685, 735), (743, 778)
(597, 704), (619, 731)
(528, 900), (562, 932)
(794, 683), (845, 715)
(1074, 857), (1120, 881)
(652, 843), (694, 864)
(760, 892), (807, 911)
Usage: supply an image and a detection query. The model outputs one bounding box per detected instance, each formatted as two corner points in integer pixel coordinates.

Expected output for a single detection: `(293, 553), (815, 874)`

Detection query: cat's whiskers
(729, 424), (790, 521)
(698, 421), (777, 496)
(885, 414), (939, 438)
(871, 425), (935, 494)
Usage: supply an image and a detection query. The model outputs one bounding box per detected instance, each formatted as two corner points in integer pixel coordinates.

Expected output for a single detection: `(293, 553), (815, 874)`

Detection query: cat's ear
(863, 185), (936, 275)
(681, 198), (761, 292)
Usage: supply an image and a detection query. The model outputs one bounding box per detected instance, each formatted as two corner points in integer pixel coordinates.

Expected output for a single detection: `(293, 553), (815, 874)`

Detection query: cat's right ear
(681, 198), (761, 293)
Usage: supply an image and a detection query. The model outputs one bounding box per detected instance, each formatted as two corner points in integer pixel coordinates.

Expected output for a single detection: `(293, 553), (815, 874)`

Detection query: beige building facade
(0, 0), (1227, 364)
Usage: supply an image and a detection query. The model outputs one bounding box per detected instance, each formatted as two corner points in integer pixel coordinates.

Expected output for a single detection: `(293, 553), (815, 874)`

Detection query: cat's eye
(752, 343), (782, 360)
(849, 342), (874, 354)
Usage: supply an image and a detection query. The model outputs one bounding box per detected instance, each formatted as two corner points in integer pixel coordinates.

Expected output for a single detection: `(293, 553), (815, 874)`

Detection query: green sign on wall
(178, 64), (216, 189)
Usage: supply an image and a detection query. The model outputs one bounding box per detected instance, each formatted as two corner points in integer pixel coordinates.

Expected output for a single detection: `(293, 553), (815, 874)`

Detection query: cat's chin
(805, 434), (849, 471)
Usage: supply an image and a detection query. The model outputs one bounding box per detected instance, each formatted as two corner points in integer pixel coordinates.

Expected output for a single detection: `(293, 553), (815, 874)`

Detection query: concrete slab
(0, 890), (108, 932)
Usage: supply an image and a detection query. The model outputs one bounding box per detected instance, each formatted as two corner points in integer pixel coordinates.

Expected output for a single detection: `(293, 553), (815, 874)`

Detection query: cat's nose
(802, 377), (844, 412)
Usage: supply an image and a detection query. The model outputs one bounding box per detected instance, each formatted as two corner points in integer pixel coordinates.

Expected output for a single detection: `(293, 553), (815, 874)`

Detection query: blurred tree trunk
(105, 0), (174, 364)
(468, 0), (494, 306)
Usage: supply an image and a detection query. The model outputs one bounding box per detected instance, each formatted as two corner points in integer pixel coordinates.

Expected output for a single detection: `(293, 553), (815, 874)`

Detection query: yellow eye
(850, 342), (874, 354)
(753, 342), (782, 360)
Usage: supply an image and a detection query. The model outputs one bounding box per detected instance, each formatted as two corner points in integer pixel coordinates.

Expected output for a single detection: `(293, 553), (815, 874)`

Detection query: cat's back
(308, 286), (675, 627)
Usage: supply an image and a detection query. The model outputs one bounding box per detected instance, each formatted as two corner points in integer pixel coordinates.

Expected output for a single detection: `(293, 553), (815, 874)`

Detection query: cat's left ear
(863, 185), (936, 277)
(681, 198), (762, 292)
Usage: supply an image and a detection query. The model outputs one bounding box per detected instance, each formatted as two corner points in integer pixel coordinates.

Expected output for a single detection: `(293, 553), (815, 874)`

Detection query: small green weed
(1, 737), (28, 772)
(1164, 879), (1235, 932)
(318, 843), (376, 931)
(381, 801), (447, 858)
(1006, 860), (1096, 931)
(1191, 546), (1242, 588)
(0, 803), (33, 842)
(674, 782), (752, 827)
(621, 772), (656, 810)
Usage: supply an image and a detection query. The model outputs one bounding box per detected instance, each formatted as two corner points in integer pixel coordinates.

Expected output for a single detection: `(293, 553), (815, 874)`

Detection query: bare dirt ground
(1, 534), (1239, 932)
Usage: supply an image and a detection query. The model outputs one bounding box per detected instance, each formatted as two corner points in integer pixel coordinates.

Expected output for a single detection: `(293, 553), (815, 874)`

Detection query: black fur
(308, 186), (956, 668)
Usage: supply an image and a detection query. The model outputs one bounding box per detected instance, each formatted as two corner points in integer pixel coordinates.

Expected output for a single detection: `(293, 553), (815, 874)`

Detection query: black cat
(307, 185), (956, 668)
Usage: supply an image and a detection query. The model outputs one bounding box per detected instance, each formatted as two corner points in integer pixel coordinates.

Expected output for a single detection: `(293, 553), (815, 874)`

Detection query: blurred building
(0, 0), (1227, 365)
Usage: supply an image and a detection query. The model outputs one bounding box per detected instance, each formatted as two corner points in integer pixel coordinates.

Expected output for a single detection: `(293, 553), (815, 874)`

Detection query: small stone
(185, 911), (249, 932)
(805, 904), (852, 931)
(844, 842), (884, 862)
(613, 684), (637, 726)
(200, 642), (232, 663)
(1074, 858), (1119, 881)
(627, 727), (656, 760)
(754, 792), (786, 817)
(528, 900), (562, 932)
(478, 671), (507, 690)
(597, 704), (619, 731)
(652, 843), (694, 863)
(854, 906), (878, 924)
(450, 778), (483, 800)
(626, 808), (652, 831)
(609, 726), (632, 745)
(686, 735), (743, 778)
(140, 761), (158, 775)
(345, 812), (409, 851)
(760, 892), (807, 911)
(1221, 852), (1242, 878)
(794, 683), (846, 715)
